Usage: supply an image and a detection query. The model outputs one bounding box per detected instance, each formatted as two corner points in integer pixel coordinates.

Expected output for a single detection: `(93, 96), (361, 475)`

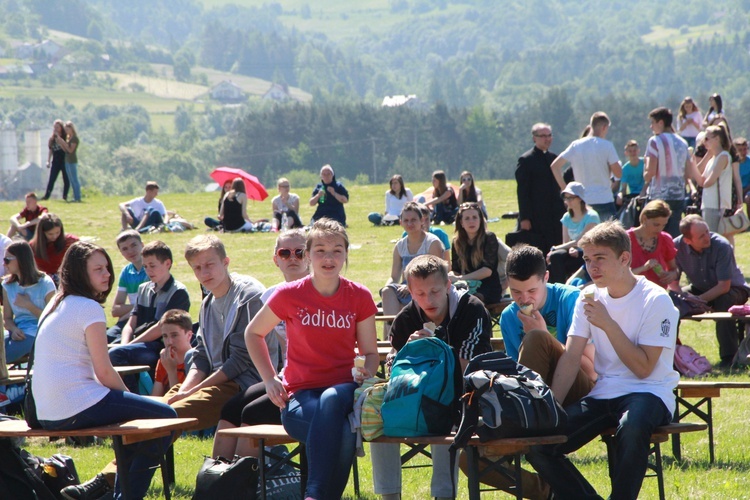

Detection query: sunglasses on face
(3, 256), (16, 265)
(461, 177), (472, 182)
(276, 248), (305, 260)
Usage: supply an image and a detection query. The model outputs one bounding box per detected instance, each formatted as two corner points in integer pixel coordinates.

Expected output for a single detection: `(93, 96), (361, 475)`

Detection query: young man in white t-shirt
(527, 221), (679, 500)
(119, 180), (167, 231)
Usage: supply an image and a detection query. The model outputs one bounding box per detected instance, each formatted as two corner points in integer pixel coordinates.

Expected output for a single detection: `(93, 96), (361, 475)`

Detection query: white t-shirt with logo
(570, 277), (679, 414)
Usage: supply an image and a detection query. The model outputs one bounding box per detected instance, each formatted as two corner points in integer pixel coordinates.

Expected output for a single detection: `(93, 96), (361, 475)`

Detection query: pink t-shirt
(267, 275), (377, 394)
(627, 229), (677, 287)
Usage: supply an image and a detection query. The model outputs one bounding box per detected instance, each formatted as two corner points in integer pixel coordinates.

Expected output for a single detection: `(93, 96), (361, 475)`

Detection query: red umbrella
(210, 167), (269, 201)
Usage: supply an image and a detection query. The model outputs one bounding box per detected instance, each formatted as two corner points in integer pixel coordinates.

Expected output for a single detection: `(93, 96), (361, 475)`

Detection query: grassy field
(4, 179), (750, 499)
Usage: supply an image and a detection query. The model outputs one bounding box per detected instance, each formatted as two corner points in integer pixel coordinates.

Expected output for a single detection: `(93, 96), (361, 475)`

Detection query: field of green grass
(642, 24), (724, 53)
(4, 179), (750, 499)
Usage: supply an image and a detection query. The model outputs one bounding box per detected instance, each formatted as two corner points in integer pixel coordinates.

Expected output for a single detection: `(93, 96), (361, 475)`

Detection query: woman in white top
(3, 240), (55, 364)
(696, 125), (733, 241)
(677, 97), (702, 147)
(381, 202), (444, 323)
(271, 177), (303, 230)
(457, 170), (488, 218)
(369, 174), (413, 226)
(702, 93), (726, 129)
(32, 241), (177, 500)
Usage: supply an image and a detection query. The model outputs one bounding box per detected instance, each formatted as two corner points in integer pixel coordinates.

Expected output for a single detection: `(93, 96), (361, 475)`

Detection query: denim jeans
(39, 390), (177, 500)
(433, 203), (458, 225)
(370, 442), (457, 497)
(590, 202), (617, 222)
(281, 382), (357, 500)
(109, 341), (161, 392)
(65, 162), (81, 201)
(526, 392), (671, 500)
(128, 208), (164, 232)
(4, 331), (35, 364)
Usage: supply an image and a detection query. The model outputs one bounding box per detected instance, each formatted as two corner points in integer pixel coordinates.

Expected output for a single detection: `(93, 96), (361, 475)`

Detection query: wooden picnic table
(4, 365), (151, 385)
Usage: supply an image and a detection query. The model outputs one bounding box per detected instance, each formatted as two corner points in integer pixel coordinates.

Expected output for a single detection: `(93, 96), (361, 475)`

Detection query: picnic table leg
(653, 442), (665, 500)
(707, 398), (714, 464)
(111, 436), (133, 500)
(465, 446), (481, 500)
(671, 398), (682, 461)
(258, 438), (267, 500)
(512, 453), (523, 500)
(158, 439), (175, 500)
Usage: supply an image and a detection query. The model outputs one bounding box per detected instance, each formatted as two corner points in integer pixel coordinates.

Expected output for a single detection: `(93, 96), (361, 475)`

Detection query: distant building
(210, 80), (246, 102)
(263, 83), (293, 102)
(381, 94), (424, 109)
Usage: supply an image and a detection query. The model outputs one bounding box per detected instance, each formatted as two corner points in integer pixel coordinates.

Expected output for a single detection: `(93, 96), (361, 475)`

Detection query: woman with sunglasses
(272, 177), (303, 231)
(546, 182), (600, 284)
(3, 241), (56, 365)
(382, 202), (444, 323)
(213, 229), (309, 459)
(32, 241), (177, 499)
(204, 180), (232, 230)
(457, 171), (488, 219)
(450, 202), (502, 304)
(30, 213), (79, 286)
(246, 218), (378, 500)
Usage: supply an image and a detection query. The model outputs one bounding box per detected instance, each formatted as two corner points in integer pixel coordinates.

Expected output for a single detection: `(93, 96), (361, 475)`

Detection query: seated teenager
(370, 254), (492, 500)
(219, 178), (254, 233)
(424, 170), (458, 225)
(527, 221), (679, 500)
(546, 182), (600, 284)
(456, 171), (488, 218)
(150, 309), (194, 397)
(627, 199), (679, 288)
(212, 229), (310, 459)
(33, 241), (177, 500)
(449, 202), (502, 304)
(30, 213), (79, 286)
(400, 203), (451, 261)
(381, 202), (444, 330)
(369, 174), (414, 226)
(3, 241), (56, 364)
(107, 230), (147, 344)
(245, 219), (378, 500)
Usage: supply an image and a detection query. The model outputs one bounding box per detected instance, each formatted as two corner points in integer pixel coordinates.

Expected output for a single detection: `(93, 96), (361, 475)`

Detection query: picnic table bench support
(672, 393), (714, 463)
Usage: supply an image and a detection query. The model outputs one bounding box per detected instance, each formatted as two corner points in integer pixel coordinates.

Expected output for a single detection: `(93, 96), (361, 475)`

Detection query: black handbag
(23, 338), (42, 429)
(504, 230), (545, 252)
(193, 455), (260, 500)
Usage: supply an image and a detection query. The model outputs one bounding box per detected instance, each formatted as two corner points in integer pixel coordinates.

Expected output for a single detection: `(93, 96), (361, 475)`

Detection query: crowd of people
(0, 95), (748, 500)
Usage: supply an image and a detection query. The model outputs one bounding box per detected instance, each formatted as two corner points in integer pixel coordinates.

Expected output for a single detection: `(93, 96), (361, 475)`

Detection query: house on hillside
(382, 94), (424, 109)
(37, 40), (63, 59)
(263, 83), (293, 102)
(210, 80), (246, 102)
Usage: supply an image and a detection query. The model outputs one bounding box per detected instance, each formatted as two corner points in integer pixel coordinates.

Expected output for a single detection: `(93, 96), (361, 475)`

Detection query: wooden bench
(672, 381), (750, 463)
(0, 417), (197, 500)
(5, 365), (152, 385)
(219, 424), (566, 500)
(601, 422), (707, 500)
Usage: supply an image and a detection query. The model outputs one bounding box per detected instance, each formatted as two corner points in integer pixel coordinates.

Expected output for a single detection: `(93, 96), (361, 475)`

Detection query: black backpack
(0, 437), (57, 500)
(451, 351), (567, 451)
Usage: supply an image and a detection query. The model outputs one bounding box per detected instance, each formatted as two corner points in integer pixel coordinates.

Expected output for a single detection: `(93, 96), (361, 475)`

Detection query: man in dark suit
(515, 123), (566, 253)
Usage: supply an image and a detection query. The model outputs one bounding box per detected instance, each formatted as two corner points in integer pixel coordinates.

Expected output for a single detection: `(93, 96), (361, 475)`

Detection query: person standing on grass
(550, 112), (622, 222)
(55, 121), (81, 202)
(34, 242), (177, 500)
(246, 218), (378, 500)
(42, 119), (69, 201)
(527, 221), (679, 500)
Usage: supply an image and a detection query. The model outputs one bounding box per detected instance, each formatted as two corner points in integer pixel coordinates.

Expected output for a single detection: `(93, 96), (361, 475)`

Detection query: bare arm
(702, 154), (728, 187)
(240, 194), (251, 222)
(550, 335), (588, 404)
(120, 314), (137, 344)
(110, 290), (132, 319)
(609, 161), (622, 179)
(697, 279), (731, 303)
(550, 156), (568, 190)
(245, 304), (287, 408)
(644, 155), (657, 184)
(130, 322), (163, 344)
(355, 315), (379, 381)
(732, 161), (743, 210)
(387, 245), (402, 285)
(87, 322), (128, 392)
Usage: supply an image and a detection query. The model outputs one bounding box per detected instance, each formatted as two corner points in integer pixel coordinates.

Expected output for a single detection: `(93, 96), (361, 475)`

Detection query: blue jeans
(109, 341), (161, 392)
(433, 203), (457, 225)
(590, 202), (617, 222)
(39, 390), (177, 500)
(281, 382), (357, 499)
(526, 392), (671, 500)
(5, 331), (35, 364)
(128, 208), (164, 232)
(65, 162), (81, 201)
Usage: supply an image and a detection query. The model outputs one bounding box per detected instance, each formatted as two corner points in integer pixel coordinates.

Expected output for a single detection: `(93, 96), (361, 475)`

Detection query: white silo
(0, 120), (19, 174)
(24, 126), (43, 167)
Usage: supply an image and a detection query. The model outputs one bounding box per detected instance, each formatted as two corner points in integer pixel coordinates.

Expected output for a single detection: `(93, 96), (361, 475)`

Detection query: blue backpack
(381, 337), (458, 437)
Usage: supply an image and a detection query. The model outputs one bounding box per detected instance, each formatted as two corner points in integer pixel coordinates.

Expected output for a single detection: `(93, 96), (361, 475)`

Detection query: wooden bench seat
(219, 424), (566, 500)
(0, 417), (197, 500)
(600, 422), (707, 500)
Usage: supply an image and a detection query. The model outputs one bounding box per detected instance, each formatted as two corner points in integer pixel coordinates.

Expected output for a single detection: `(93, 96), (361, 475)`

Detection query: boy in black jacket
(371, 254), (492, 500)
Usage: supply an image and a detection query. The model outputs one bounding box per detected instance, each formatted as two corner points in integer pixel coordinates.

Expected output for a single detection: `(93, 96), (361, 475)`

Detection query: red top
(267, 275), (377, 394)
(19, 205), (47, 222)
(33, 234), (79, 276)
(627, 229), (677, 287)
(154, 361), (186, 388)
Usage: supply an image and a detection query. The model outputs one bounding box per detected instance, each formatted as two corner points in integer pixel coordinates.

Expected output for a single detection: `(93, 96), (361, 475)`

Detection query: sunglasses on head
(460, 202), (480, 210)
(276, 248), (305, 260)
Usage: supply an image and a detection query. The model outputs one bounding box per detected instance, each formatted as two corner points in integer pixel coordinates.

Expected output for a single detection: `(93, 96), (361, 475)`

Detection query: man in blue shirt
(501, 245), (596, 407)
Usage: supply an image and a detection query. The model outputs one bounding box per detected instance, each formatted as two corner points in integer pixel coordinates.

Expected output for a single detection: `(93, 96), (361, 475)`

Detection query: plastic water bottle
(281, 212), (288, 232)
(652, 263), (664, 274)
(319, 189), (326, 204)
